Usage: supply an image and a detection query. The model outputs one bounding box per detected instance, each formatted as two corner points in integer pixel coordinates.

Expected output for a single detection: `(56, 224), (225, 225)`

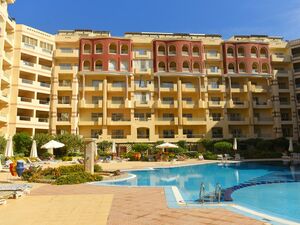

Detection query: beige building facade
(1, 0), (300, 143)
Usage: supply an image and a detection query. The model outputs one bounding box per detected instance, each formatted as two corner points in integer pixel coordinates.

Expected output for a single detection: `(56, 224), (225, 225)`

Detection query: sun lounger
(198, 154), (204, 160)
(217, 155), (223, 160)
(234, 154), (242, 161)
(224, 154), (233, 160)
(282, 152), (291, 160)
(0, 199), (7, 205)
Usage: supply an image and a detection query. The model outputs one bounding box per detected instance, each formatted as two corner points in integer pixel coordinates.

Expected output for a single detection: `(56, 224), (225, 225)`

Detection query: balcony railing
(20, 97), (32, 102)
(21, 78), (33, 84)
(57, 117), (70, 122)
(38, 118), (49, 123)
(137, 134), (149, 139)
(40, 82), (50, 88)
(22, 60), (35, 67)
(19, 116), (31, 121)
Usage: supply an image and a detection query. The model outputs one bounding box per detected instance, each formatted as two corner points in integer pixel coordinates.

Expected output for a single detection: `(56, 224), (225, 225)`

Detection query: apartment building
(0, 0), (299, 144)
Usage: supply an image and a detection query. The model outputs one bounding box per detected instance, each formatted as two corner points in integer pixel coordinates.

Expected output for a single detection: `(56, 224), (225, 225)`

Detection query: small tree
(177, 140), (188, 150)
(97, 141), (112, 152)
(198, 139), (215, 151)
(55, 134), (85, 156)
(214, 141), (233, 154)
(13, 132), (32, 156)
(132, 143), (151, 156)
(0, 136), (7, 155)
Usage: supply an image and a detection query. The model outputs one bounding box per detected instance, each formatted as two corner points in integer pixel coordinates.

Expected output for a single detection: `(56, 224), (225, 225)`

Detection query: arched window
(252, 63), (259, 73)
(158, 62), (166, 71)
(183, 61), (189, 72)
(262, 63), (269, 73)
(95, 44), (103, 54)
(227, 47), (234, 57)
(193, 62), (201, 72)
(83, 61), (91, 71)
(238, 47), (245, 57)
(121, 45), (128, 54)
(83, 44), (91, 54)
(251, 47), (257, 58)
(260, 48), (268, 58)
(169, 45), (176, 55)
(192, 46), (200, 56)
(108, 60), (117, 71)
(228, 63), (235, 73)
(95, 60), (103, 71)
(158, 45), (165, 55)
(120, 60), (128, 71)
(109, 43), (117, 54)
(169, 62), (176, 72)
(239, 63), (246, 73)
(182, 45), (189, 56)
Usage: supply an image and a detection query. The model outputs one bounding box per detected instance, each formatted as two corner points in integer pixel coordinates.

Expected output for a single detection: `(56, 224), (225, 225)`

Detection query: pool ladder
(199, 182), (222, 204)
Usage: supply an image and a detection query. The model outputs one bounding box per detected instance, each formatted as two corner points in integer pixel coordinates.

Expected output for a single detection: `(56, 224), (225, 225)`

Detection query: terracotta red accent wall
(79, 38), (132, 72)
(153, 40), (204, 73)
(222, 42), (271, 74)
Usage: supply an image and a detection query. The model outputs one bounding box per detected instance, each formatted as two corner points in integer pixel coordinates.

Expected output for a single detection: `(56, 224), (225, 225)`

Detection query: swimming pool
(94, 161), (300, 223)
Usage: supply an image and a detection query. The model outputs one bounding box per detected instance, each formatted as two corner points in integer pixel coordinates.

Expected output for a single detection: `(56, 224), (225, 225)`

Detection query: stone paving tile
(31, 184), (265, 225)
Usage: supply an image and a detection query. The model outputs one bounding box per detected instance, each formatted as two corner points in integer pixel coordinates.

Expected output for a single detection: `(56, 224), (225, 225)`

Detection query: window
(183, 82), (194, 88)
(83, 61), (91, 71)
(112, 96), (124, 104)
(238, 47), (245, 57)
(162, 97), (174, 104)
(193, 62), (201, 72)
(135, 92), (150, 103)
(192, 46), (200, 56)
(112, 81), (125, 87)
(227, 47), (234, 57)
(183, 129), (194, 138)
(59, 64), (72, 70)
(91, 129), (102, 138)
(137, 128), (149, 139)
(109, 43), (117, 54)
(133, 60), (152, 72)
(83, 44), (91, 54)
(163, 130), (175, 138)
(251, 47), (257, 58)
(95, 60), (103, 71)
(57, 112), (69, 121)
(182, 45), (189, 56)
(92, 96), (102, 104)
(169, 45), (176, 55)
(228, 63), (235, 73)
(208, 50), (218, 57)
(109, 60), (117, 71)
(137, 49), (147, 55)
(211, 113), (221, 121)
(158, 62), (166, 71)
(182, 97), (193, 104)
(210, 66), (219, 73)
(112, 130), (124, 139)
(120, 61), (129, 71)
(91, 113), (102, 121)
(92, 80), (102, 87)
(239, 63), (246, 73)
(260, 48), (268, 58)
(262, 63), (269, 73)
(112, 113), (124, 121)
(161, 82), (173, 88)
(40, 41), (53, 52)
(22, 35), (37, 47)
(169, 62), (176, 72)
(231, 128), (242, 138)
(121, 45), (129, 54)
(95, 44), (103, 54)
(252, 63), (259, 73)
(158, 45), (165, 55)
(182, 61), (189, 72)
(183, 113), (193, 119)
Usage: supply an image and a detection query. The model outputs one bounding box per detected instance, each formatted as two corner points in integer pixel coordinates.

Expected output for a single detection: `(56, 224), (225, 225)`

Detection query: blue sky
(8, 0), (300, 40)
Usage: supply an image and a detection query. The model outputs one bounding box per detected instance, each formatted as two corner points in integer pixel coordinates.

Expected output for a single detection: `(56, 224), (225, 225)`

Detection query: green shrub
(132, 143), (151, 154)
(184, 151), (200, 158)
(55, 133), (85, 156)
(94, 164), (102, 172)
(55, 172), (102, 185)
(177, 140), (188, 149)
(97, 141), (112, 152)
(22, 166), (43, 182)
(13, 132), (32, 156)
(198, 139), (215, 152)
(0, 136), (7, 155)
(203, 151), (217, 160)
(214, 141), (233, 154)
(56, 165), (85, 176)
(62, 156), (73, 161)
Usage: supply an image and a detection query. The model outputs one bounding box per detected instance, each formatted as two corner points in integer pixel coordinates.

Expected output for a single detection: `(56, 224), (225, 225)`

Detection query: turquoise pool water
(94, 161), (300, 223)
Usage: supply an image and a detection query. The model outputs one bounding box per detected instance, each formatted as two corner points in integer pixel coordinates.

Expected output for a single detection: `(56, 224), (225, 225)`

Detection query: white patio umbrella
(41, 140), (65, 155)
(5, 136), (13, 157)
(111, 142), (116, 154)
(288, 137), (293, 152)
(30, 140), (38, 158)
(156, 142), (178, 152)
(233, 138), (238, 151)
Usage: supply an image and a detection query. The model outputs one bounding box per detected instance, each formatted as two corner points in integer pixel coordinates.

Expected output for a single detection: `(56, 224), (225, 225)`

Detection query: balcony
(56, 65), (78, 74)
(278, 84), (290, 92)
(160, 84), (177, 92)
(134, 50), (151, 59)
(84, 83), (103, 91)
(54, 49), (79, 58)
(230, 84), (247, 92)
(279, 101), (291, 108)
(156, 117), (178, 125)
(251, 85), (268, 93)
(228, 117), (250, 125)
(182, 84), (197, 92)
(134, 83), (154, 92)
(254, 117), (273, 125)
(57, 117), (71, 125)
(135, 100), (153, 108)
(0, 113), (8, 123)
(271, 54), (291, 63)
(1, 73), (10, 83)
(227, 100), (249, 108)
(206, 68), (221, 75)
(58, 81), (72, 90)
(156, 100), (178, 109)
(134, 68), (152, 74)
(0, 91), (9, 103)
(17, 116), (33, 124)
(208, 101), (225, 108)
(182, 101), (198, 109)
(107, 117), (131, 125)
(182, 117), (206, 125)
(253, 101), (272, 108)
(57, 100), (71, 108)
(207, 84), (225, 92)
(107, 83), (126, 92)
(79, 99), (103, 108)
(78, 117), (102, 126)
(205, 52), (221, 60)
(107, 100), (125, 108)
(21, 43), (53, 58)
(273, 70), (290, 77)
